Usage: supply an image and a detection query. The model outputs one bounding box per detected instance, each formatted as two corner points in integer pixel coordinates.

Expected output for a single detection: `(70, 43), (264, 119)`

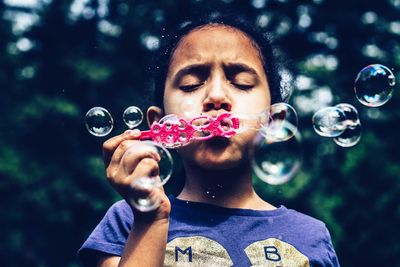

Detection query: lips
(204, 136), (231, 149)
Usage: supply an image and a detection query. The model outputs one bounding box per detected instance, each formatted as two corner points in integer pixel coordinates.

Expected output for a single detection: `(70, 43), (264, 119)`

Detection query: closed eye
(231, 82), (254, 90)
(179, 83), (204, 92)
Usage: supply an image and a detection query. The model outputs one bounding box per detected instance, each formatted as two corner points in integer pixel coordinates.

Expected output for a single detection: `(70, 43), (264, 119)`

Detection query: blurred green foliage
(0, 0), (399, 266)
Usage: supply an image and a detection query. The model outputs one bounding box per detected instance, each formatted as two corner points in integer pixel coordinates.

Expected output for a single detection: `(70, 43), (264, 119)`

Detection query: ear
(147, 106), (164, 127)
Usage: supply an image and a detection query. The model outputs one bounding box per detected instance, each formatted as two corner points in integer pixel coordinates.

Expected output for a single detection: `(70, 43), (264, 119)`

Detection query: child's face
(162, 25), (271, 170)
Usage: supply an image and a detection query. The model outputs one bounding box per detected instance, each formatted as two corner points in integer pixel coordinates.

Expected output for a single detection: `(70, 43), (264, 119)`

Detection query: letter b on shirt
(245, 238), (310, 267)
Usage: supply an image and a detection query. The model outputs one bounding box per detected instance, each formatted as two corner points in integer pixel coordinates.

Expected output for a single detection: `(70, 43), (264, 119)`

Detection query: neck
(177, 161), (275, 210)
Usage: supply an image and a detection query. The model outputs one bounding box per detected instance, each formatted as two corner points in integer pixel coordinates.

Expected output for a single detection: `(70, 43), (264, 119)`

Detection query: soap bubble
(263, 103), (298, 142)
(335, 103), (360, 128)
(127, 141), (173, 212)
(312, 107), (346, 137)
(252, 122), (302, 185)
(130, 177), (162, 212)
(354, 64), (396, 107)
(333, 122), (362, 147)
(85, 107), (113, 137)
(335, 103), (360, 130)
(123, 106), (143, 128)
(332, 103), (362, 147)
(235, 109), (270, 134)
(142, 141), (173, 184)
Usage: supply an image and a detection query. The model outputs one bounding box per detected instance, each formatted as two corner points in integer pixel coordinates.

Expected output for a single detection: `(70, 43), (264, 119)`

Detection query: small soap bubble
(354, 64), (396, 107)
(252, 122), (302, 185)
(130, 177), (161, 212)
(333, 122), (362, 147)
(85, 107), (113, 137)
(123, 106), (143, 128)
(312, 107), (346, 137)
(263, 103), (298, 142)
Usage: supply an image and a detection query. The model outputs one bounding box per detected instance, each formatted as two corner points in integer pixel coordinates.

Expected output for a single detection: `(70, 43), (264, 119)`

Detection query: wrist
(133, 217), (170, 232)
(132, 210), (170, 226)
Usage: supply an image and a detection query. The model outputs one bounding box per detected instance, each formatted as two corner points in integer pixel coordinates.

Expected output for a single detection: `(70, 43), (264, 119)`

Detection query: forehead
(169, 25), (265, 71)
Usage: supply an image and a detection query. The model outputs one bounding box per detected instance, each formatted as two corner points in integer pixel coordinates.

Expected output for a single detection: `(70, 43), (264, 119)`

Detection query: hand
(102, 129), (171, 223)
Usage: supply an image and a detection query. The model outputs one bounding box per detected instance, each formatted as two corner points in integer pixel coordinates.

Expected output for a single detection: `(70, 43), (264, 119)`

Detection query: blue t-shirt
(78, 196), (340, 266)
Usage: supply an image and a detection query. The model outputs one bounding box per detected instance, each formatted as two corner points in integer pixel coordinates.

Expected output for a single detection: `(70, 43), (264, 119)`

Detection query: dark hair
(151, 13), (285, 108)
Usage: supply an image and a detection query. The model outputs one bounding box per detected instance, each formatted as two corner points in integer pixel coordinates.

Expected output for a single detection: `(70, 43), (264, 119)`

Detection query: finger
(103, 130), (141, 166)
(109, 141), (160, 175)
(109, 156), (159, 187)
(127, 157), (160, 181)
(109, 157), (160, 196)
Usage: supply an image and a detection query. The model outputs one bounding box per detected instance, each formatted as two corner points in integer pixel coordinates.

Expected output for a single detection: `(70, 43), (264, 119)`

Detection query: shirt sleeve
(77, 200), (134, 267)
(322, 224), (341, 267)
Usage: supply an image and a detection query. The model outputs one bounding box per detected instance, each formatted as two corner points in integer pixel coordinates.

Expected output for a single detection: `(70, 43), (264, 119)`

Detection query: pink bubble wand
(139, 113), (240, 148)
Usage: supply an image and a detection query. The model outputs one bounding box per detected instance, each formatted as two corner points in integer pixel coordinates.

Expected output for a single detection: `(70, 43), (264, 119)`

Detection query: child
(78, 15), (340, 267)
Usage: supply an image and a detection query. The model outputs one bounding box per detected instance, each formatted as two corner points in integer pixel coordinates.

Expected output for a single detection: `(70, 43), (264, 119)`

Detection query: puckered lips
(204, 135), (231, 150)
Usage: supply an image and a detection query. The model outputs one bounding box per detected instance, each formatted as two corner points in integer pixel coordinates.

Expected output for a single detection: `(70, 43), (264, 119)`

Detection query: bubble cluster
(123, 106), (143, 128)
(354, 64), (396, 107)
(312, 104), (362, 147)
(85, 107), (114, 137)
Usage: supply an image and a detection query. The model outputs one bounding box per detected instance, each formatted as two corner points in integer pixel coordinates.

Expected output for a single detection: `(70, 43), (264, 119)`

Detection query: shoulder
(278, 208), (340, 264)
(78, 200), (133, 266)
(106, 200), (133, 220)
(285, 207), (326, 229)
(279, 207), (332, 243)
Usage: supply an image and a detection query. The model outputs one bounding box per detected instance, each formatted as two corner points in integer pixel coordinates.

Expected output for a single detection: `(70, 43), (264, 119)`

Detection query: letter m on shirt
(175, 246), (193, 262)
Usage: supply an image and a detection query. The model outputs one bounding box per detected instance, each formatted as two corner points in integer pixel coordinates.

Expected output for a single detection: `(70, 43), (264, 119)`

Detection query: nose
(202, 75), (232, 112)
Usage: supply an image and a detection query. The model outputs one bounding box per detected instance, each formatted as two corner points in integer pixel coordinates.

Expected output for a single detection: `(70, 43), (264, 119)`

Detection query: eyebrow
(172, 64), (209, 86)
(174, 62), (259, 78)
(223, 63), (259, 77)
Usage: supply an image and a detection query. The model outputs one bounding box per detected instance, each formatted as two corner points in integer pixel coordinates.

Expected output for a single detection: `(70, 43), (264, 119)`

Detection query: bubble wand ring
(190, 113), (240, 140)
(139, 113), (240, 146)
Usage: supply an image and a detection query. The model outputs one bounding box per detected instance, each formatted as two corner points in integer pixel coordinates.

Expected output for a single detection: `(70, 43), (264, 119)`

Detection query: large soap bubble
(128, 141), (173, 212)
(354, 64), (396, 107)
(252, 122), (302, 185)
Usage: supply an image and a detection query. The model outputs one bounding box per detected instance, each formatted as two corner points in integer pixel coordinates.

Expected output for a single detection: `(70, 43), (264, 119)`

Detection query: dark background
(1, 0), (399, 266)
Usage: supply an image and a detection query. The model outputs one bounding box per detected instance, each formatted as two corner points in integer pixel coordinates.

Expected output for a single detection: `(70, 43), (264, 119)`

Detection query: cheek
(234, 90), (270, 112)
(163, 90), (180, 114)
(164, 92), (203, 118)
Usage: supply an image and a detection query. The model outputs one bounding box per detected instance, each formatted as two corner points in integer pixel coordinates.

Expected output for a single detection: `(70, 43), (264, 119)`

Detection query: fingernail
(130, 129), (141, 137)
